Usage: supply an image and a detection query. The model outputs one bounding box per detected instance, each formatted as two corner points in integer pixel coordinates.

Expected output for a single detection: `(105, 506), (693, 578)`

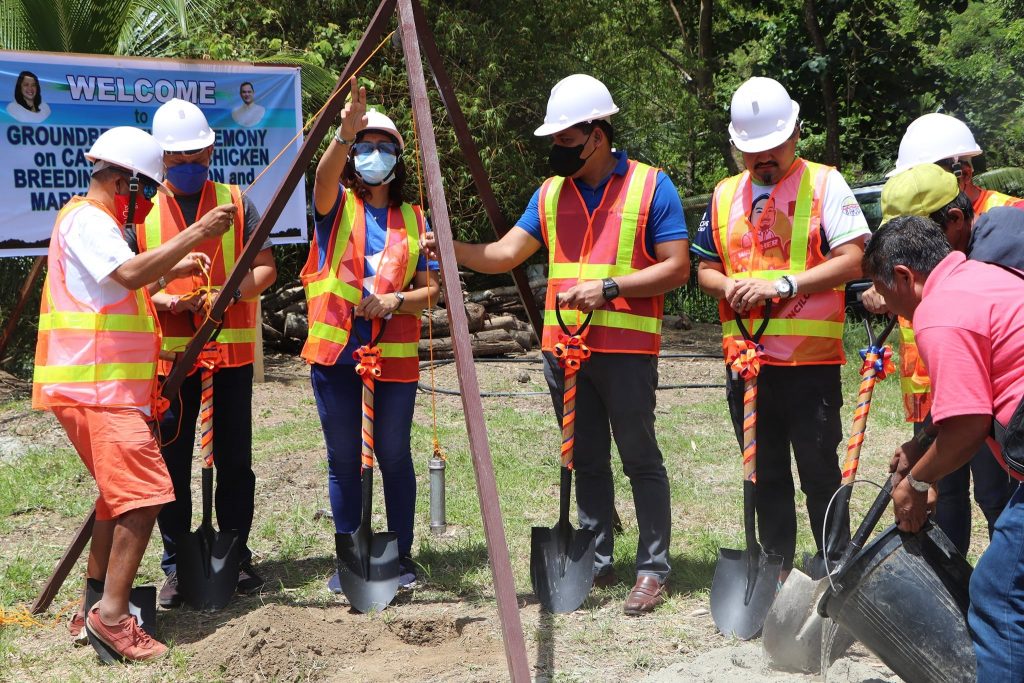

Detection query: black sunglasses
(164, 147), (206, 157)
(351, 141), (400, 157)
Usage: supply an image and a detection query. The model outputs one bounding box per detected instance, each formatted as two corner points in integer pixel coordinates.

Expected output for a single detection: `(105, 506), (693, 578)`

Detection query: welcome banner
(0, 50), (308, 257)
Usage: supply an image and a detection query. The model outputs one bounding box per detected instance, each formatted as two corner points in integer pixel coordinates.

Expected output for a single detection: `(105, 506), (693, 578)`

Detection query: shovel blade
(763, 569), (857, 673)
(336, 529), (400, 614)
(530, 522), (596, 613)
(710, 546), (784, 640)
(176, 525), (240, 612)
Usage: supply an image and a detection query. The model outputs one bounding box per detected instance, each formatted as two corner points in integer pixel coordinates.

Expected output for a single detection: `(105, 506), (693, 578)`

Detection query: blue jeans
(934, 440), (1015, 556)
(968, 482), (1024, 681)
(311, 363), (418, 558)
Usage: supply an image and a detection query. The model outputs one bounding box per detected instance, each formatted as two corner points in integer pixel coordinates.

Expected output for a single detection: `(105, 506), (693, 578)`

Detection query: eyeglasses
(164, 148), (207, 158)
(351, 141), (400, 157)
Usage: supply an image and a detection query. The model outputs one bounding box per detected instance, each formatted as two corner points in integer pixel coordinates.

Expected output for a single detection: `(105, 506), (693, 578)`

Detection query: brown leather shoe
(593, 571), (619, 589)
(623, 576), (665, 616)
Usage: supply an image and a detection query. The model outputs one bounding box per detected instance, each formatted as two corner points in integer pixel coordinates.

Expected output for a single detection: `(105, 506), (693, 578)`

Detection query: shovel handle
(199, 368), (214, 469)
(843, 476), (895, 566)
(741, 376), (757, 482)
(360, 373), (375, 471)
(560, 371), (577, 468)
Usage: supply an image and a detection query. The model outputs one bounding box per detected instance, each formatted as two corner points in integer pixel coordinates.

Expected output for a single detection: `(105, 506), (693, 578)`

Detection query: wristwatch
(231, 288), (242, 304)
(601, 278), (620, 300)
(334, 129), (353, 146)
(774, 275), (796, 298)
(157, 275), (168, 290)
(393, 291), (406, 309)
(905, 471), (933, 493)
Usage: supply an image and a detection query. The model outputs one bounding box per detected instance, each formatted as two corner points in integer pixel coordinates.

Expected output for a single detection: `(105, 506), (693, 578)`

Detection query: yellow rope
(0, 599), (79, 629)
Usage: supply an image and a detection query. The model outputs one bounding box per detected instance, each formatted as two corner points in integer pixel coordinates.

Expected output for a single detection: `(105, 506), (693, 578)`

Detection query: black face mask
(548, 132), (595, 177)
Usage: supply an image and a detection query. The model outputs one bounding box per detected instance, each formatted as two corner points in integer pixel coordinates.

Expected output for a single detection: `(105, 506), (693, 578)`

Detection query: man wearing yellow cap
(866, 163), (1021, 555)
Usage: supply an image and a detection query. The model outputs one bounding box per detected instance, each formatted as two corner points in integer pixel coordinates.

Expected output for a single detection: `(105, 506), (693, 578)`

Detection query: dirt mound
(186, 602), (505, 682)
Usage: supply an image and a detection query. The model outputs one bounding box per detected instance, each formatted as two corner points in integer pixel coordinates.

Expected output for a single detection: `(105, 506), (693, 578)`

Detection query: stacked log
(260, 277), (543, 358)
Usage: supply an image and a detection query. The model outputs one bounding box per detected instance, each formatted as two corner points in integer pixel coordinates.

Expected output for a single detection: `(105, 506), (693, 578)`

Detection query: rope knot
(553, 334), (591, 371)
(726, 338), (764, 380)
(859, 345), (895, 380)
(353, 345), (383, 378)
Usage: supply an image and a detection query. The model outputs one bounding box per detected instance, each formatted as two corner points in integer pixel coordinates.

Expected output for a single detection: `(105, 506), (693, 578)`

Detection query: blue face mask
(166, 162), (209, 195)
(354, 151), (398, 186)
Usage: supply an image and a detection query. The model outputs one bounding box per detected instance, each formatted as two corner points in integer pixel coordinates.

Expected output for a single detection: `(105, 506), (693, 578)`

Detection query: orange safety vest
(32, 197), (161, 410)
(973, 188), (1021, 215)
(898, 189), (1023, 422)
(710, 159), (845, 365)
(300, 189), (423, 382)
(539, 159), (662, 354)
(138, 181), (256, 375)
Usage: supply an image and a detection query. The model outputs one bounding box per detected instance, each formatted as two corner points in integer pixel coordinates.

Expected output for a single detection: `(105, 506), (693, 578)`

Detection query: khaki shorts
(53, 406), (175, 520)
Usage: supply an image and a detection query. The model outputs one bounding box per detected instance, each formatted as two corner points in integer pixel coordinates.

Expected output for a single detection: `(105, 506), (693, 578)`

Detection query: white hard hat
(85, 127), (171, 194)
(361, 109), (404, 149)
(728, 77), (800, 153)
(533, 74), (619, 137)
(886, 112), (982, 178)
(152, 98), (216, 152)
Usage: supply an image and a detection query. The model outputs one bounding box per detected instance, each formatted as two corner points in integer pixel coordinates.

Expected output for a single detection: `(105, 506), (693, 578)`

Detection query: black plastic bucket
(819, 522), (975, 683)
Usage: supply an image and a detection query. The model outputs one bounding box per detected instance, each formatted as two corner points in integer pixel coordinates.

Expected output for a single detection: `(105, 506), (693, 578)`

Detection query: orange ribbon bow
(353, 345), (383, 378)
(553, 334), (591, 371)
(726, 338), (764, 380)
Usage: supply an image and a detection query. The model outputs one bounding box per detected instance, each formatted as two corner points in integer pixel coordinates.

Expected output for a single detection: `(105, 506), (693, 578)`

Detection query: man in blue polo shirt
(423, 74), (689, 614)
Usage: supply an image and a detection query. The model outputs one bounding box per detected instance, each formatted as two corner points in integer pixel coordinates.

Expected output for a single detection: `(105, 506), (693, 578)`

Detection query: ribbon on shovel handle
(351, 312), (388, 472)
(842, 316), (898, 483)
(552, 307), (593, 469)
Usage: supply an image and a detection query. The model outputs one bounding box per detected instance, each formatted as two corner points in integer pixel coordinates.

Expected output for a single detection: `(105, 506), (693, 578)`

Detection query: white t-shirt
(6, 100), (51, 123)
(58, 203), (136, 306)
(747, 168), (870, 250)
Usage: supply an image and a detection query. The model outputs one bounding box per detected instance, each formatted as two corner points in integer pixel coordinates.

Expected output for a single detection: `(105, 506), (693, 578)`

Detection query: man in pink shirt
(862, 215), (1024, 681)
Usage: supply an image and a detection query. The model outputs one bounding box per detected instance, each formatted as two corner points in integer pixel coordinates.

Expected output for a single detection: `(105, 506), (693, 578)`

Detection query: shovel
(711, 302), (783, 640)
(336, 316), (400, 613)
(177, 365), (241, 611)
(531, 307), (597, 613)
(762, 315), (897, 672)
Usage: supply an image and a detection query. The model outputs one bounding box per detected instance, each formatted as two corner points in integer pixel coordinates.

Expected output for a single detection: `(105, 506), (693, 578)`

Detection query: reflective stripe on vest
(140, 181), (256, 372)
(32, 197), (161, 410)
(539, 160), (662, 355)
(300, 189), (423, 381)
(898, 317), (932, 423)
(711, 159), (845, 366)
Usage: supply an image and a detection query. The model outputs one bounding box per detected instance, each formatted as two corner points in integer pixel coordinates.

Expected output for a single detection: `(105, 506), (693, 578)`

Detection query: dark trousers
(311, 363), (417, 558)
(543, 352), (671, 581)
(157, 364), (255, 574)
(726, 364), (848, 570)
(928, 419), (1015, 555)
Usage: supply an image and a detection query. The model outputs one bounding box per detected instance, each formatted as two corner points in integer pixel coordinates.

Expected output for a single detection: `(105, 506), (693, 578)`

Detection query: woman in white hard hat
(35, 126), (231, 662)
(302, 77), (439, 596)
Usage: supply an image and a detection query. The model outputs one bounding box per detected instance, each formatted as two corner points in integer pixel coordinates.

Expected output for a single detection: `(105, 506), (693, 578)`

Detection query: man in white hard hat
(422, 73), (690, 614)
(691, 76), (870, 577)
(869, 114), (1024, 556)
(887, 112), (1024, 215)
(130, 98), (277, 608)
(33, 126), (233, 661)
(863, 163), (1019, 558)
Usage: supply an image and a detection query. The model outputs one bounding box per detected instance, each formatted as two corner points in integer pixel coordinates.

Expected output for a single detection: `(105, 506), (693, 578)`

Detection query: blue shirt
(514, 150), (688, 254)
(314, 188), (438, 365)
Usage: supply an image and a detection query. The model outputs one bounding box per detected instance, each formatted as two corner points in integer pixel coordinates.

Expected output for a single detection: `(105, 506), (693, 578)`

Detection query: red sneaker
(85, 606), (167, 662)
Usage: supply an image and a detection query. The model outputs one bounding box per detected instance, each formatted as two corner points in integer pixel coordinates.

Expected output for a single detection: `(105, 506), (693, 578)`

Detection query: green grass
(0, 321), (990, 681)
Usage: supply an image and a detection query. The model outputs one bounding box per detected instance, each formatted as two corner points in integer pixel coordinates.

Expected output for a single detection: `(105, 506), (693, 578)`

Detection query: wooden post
(398, 0), (530, 679)
(30, 509), (95, 614)
(0, 256), (45, 363)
